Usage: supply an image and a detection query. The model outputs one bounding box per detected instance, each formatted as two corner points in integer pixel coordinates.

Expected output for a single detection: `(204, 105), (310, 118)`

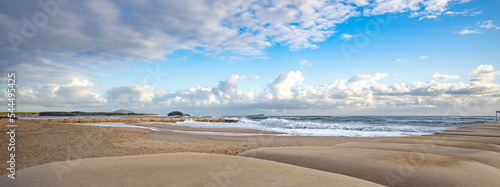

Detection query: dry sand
(374, 137), (500, 152)
(0, 153), (382, 186)
(239, 146), (500, 187)
(336, 142), (500, 168)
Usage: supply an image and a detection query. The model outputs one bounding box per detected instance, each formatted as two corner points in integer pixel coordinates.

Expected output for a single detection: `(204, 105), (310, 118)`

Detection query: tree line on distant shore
(0, 112), (39, 117)
(1, 111), (188, 117)
(38, 111), (150, 116)
(0, 111), (151, 116)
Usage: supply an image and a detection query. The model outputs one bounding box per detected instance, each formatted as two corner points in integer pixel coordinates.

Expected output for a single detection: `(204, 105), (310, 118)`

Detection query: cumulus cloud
(395, 58), (407, 62)
(106, 85), (165, 105)
(433, 72), (460, 80)
(132, 65), (500, 114)
(267, 71), (304, 100)
(212, 75), (246, 99)
(469, 64), (500, 82)
(419, 55), (430, 59)
(152, 74), (255, 107)
(11, 65), (500, 115)
(18, 79), (105, 107)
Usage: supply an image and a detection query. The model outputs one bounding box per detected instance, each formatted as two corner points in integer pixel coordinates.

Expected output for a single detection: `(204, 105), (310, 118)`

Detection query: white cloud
(12, 65), (500, 115)
(18, 79), (105, 107)
(348, 73), (388, 85)
(0, 0), (477, 83)
(444, 9), (481, 16)
(470, 11), (482, 16)
(457, 29), (481, 35)
(364, 0), (464, 20)
(0, 0), (361, 77)
(457, 20), (498, 35)
(419, 56), (430, 59)
(433, 72), (460, 80)
(478, 20), (497, 29)
(267, 71), (304, 100)
(299, 59), (313, 67)
(395, 58), (407, 62)
(106, 85), (164, 105)
(340, 33), (354, 41)
(119, 65), (500, 114)
(344, 0), (370, 6)
(153, 74), (255, 107)
(469, 64), (500, 82)
(10, 59), (110, 86)
(213, 75), (246, 99)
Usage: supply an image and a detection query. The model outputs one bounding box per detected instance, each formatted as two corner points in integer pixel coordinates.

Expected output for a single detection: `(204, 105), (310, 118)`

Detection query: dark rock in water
(168, 111), (190, 116)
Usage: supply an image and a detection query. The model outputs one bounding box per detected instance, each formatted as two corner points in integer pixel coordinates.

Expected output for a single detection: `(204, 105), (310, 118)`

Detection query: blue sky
(1, 0), (499, 116)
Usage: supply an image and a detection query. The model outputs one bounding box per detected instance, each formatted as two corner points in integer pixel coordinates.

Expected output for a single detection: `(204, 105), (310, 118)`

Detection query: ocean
(168, 116), (495, 137)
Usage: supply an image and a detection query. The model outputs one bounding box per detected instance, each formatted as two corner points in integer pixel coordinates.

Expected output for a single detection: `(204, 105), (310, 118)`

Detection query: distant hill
(112, 109), (135, 114)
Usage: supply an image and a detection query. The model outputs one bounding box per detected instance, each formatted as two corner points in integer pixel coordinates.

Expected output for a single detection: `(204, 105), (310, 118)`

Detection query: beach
(0, 119), (380, 175)
(1, 119), (500, 186)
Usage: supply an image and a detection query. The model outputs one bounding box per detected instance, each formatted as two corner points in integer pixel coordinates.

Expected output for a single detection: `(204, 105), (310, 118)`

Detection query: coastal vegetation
(0, 112), (39, 117)
(0, 111), (151, 117)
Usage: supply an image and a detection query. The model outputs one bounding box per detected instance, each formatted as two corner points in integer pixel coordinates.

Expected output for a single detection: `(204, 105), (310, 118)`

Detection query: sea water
(167, 116), (495, 137)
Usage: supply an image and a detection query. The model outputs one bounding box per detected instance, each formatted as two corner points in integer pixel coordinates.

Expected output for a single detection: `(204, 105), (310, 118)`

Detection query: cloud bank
(14, 65), (500, 115)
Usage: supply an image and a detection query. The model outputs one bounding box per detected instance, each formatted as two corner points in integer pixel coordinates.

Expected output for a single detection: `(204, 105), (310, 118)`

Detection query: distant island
(168, 111), (190, 117)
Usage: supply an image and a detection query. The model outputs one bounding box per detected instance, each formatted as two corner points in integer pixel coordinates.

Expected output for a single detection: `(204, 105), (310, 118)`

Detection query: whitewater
(165, 116), (494, 137)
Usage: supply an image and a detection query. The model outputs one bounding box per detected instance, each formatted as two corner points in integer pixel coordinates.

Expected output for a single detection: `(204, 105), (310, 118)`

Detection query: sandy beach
(0, 119), (379, 175)
(2, 119), (500, 186)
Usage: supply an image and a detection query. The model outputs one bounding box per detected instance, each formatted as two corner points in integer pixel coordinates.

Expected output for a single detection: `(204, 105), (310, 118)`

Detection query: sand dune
(434, 123), (500, 137)
(238, 146), (500, 187)
(460, 123), (500, 128)
(335, 142), (500, 168)
(395, 135), (500, 145)
(375, 138), (500, 152)
(435, 131), (500, 137)
(0, 153), (382, 187)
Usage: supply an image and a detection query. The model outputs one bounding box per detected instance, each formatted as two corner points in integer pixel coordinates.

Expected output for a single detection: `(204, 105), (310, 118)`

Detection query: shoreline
(2, 119), (499, 186)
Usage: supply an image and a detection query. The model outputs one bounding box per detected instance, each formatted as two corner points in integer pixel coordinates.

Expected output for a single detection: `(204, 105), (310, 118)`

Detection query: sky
(1, 0), (499, 116)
